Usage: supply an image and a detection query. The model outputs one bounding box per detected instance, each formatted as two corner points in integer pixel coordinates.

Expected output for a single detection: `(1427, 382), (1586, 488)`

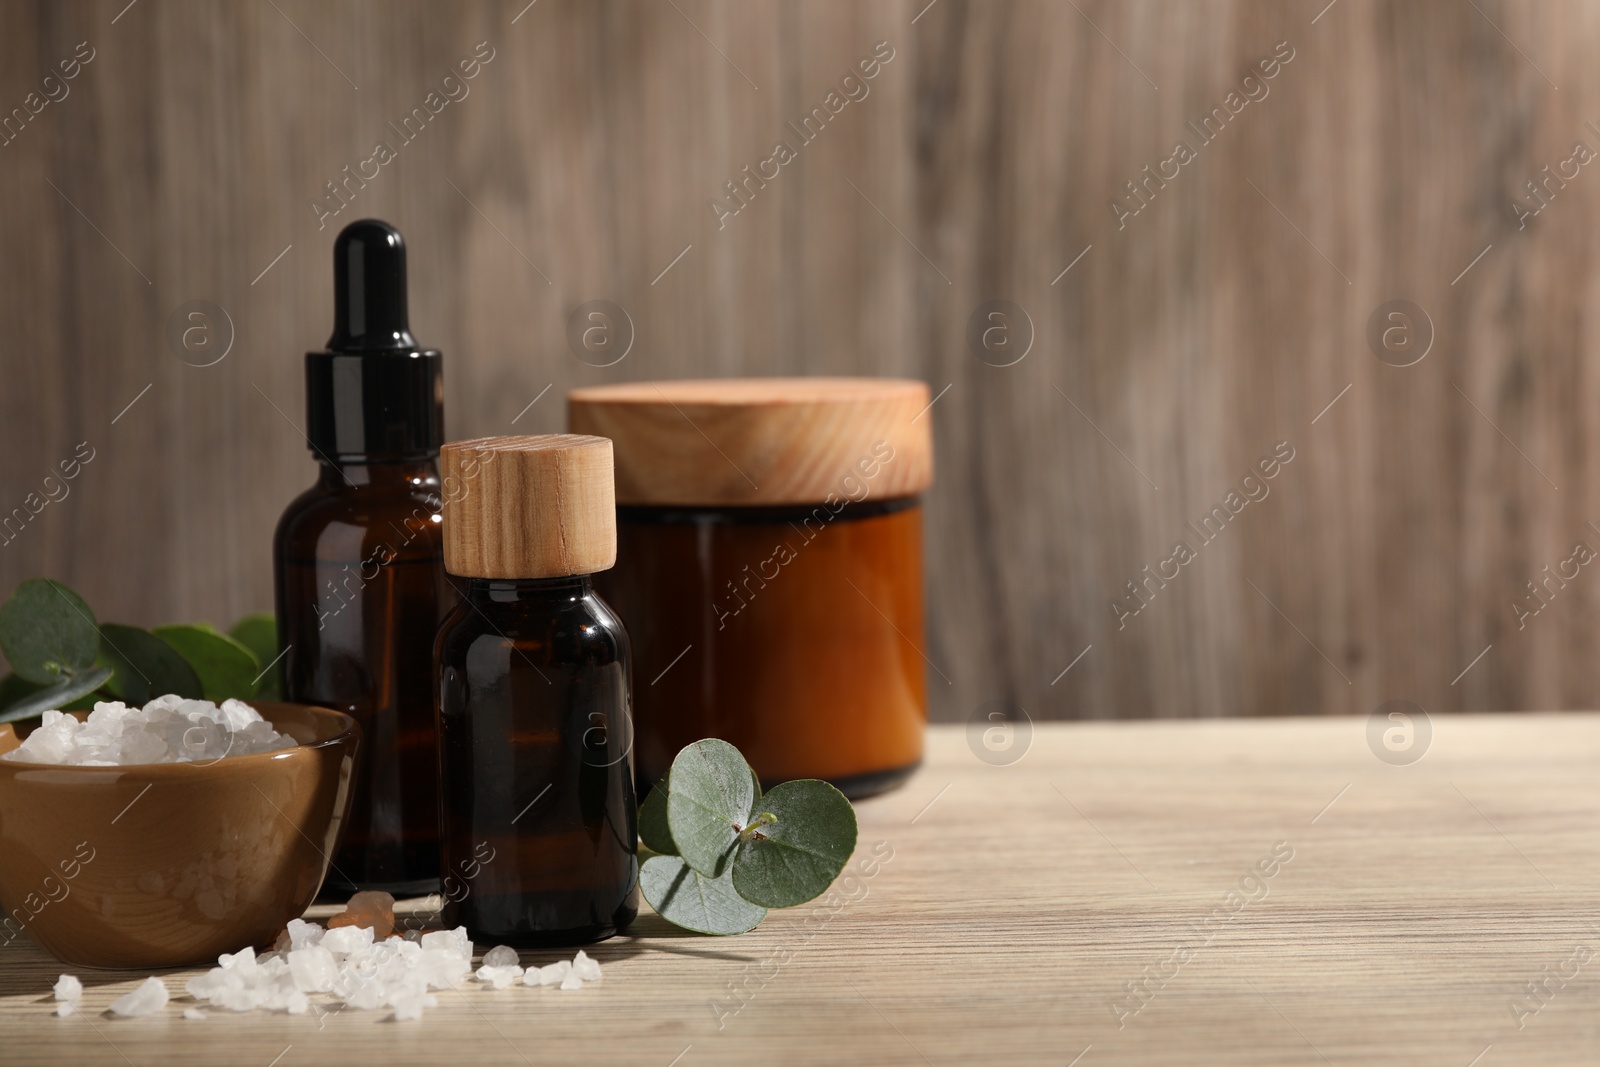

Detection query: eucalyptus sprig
(639, 739), (858, 935)
(0, 578), (279, 725)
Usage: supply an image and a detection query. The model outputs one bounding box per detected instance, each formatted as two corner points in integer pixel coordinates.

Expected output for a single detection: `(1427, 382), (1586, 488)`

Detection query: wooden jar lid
(440, 435), (617, 578)
(567, 378), (934, 506)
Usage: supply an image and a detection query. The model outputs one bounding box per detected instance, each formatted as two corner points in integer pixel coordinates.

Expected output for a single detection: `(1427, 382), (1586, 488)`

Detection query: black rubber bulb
(328, 219), (417, 352)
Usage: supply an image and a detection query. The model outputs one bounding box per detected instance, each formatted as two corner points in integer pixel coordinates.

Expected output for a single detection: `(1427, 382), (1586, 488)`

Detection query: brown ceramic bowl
(0, 701), (359, 969)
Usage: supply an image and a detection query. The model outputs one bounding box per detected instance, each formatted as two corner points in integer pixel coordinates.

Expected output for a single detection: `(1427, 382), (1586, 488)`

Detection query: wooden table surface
(3, 715), (1599, 1066)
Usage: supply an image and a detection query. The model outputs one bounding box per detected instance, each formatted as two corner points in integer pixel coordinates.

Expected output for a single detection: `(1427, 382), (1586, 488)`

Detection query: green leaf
(0, 579), (100, 684)
(731, 779), (858, 908)
(227, 614), (278, 665)
(667, 739), (756, 878)
(0, 667), (113, 725)
(638, 776), (677, 855)
(152, 624), (260, 702)
(99, 624), (204, 703)
(0, 673), (43, 709)
(639, 854), (766, 935)
(229, 614), (281, 699)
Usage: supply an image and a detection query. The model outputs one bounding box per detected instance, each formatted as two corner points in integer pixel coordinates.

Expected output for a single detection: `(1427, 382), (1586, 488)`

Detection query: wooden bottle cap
(567, 378), (934, 506)
(440, 435), (617, 578)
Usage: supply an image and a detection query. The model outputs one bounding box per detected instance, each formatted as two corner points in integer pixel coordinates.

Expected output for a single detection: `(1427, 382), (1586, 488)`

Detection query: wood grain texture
(568, 377), (933, 504)
(0, 1), (1597, 721)
(440, 434), (616, 578)
(3, 718), (1600, 1065)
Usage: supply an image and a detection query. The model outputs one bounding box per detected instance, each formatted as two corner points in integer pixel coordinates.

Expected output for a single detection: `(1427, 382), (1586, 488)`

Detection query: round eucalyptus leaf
(227, 614), (278, 665)
(0, 579), (100, 684)
(0, 673), (42, 709)
(731, 779), (858, 908)
(667, 739), (756, 878)
(638, 776), (677, 855)
(153, 624), (259, 702)
(100, 624), (204, 703)
(639, 854), (765, 935)
(0, 667), (113, 725)
(228, 614), (280, 698)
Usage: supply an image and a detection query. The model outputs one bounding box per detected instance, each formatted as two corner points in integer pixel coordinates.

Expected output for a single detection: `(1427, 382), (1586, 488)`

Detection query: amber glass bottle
(273, 219), (450, 896)
(569, 378), (935, 799)
(435, 436), (638, 946)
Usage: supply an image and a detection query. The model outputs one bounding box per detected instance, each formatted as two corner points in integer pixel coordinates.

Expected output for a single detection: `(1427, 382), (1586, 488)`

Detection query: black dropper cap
(305, 219), (444, 458)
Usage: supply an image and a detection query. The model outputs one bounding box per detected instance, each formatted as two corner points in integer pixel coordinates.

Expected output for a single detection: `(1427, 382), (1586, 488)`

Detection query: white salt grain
(535, 960), (571, 987)
(108, 977), (169, 1018)
(286, 918), (324, 950)
(482, 945), (520, 969)
(184, 922), (477, 1022)
(319, 925), (374, 955)
(420, 927), (472, 959)
(474, 964), (523, 990)
(2, 698), (296, 766)
(573, 950), (602, 983)
(179, 922), (606, 1021)
(52, 974), (83, 1017)
(287, 945), (337, 993)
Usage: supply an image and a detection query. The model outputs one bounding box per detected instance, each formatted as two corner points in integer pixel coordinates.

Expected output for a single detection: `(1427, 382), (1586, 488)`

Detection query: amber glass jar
(434, 436), (638, 946)
(569, 379), (934, 799)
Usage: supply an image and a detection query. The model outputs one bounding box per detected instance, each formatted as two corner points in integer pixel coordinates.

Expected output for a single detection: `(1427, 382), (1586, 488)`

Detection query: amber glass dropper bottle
(273, 218), (451, 896)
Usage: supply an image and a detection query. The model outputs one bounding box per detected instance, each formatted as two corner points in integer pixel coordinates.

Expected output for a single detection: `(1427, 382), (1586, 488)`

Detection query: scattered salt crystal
(287, 945), (337, 993)
(573, 950), (602, 982)
(475, 964), (523, 990)
(535, 960), (571, 986)
(319, 925), (375, 955)
(219, 945), (256, 970)
(415, 948), (472, 990)
(482, 945), (520, 969)
(516, 951), (602, 991)
(183, 1008), (207, 1020)
(344, 978), (387, 1011)
(286, 918), (324, 950)
(1, 696), (296, 766)
(391, 997), (426, 1021)
(181, 921), (573, 1021)
(53, 975), (83, 1003)
(329, 891), (395, 940)
(419, 927), (472, 959)
(108, 977), (169, 1017)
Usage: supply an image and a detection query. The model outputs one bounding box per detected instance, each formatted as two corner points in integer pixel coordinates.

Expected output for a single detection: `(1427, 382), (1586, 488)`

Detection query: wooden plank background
(0, 0), (1596, 722)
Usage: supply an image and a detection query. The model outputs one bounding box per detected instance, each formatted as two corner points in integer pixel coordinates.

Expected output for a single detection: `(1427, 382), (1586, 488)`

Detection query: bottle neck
(464, 574), (594, 604)
(318, 456), (439, 490)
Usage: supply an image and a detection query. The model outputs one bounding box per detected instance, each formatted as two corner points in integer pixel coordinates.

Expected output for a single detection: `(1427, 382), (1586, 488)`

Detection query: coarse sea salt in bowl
(0, 699), (359, 969)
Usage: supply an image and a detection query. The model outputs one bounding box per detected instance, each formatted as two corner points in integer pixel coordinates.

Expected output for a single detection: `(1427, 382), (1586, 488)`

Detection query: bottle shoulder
(275, 479), (444, 562)
(437, 586), (630, 665)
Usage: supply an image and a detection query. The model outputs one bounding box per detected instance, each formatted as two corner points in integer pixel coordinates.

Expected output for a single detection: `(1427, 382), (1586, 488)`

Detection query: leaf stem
(737, 811), (778, 843)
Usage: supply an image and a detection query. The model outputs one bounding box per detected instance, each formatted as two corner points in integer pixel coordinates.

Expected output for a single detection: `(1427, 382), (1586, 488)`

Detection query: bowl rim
(0, 701), (359, 774)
